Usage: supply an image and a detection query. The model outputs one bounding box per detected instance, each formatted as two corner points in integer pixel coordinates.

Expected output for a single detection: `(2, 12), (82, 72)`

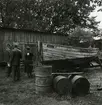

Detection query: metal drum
(53, 75), (70, 95)
(35, 65), (52, 94)
(68, 75), (90, 95)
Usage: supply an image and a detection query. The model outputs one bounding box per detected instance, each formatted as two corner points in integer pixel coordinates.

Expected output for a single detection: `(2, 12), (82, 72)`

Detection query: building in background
(0, 27), (67, 62)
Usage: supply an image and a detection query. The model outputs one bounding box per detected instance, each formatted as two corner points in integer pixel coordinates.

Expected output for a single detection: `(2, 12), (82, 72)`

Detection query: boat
(38, 42), (101, 72)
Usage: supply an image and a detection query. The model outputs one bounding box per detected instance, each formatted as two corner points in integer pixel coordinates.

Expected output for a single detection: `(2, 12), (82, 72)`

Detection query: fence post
(37, 41), (43, 66)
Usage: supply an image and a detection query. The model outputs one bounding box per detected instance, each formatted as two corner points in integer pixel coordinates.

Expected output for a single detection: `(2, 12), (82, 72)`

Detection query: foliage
(0, 0), (100, 34)
(68, 27), (94, 47)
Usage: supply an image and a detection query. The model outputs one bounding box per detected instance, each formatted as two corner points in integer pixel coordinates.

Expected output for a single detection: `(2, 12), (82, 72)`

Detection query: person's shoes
(30, 75), (33, 78)
(27, 74), (30, 78)
(17, 78), (21, 81)
(13, 79), (16, 82)
(7, 76), (10, 78)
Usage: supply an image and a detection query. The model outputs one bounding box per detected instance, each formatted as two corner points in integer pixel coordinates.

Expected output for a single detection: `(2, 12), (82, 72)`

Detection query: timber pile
(41, 43), (99, 62)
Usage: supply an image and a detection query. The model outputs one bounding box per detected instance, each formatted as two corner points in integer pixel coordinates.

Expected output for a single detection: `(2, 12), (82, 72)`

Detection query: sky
(90, 6), (102, 29)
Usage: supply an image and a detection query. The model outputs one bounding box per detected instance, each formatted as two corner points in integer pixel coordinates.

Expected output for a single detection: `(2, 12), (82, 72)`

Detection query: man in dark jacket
(10, 43), (22, 81)
(25, 46), (33, 78)
(4, 45), (12, 77)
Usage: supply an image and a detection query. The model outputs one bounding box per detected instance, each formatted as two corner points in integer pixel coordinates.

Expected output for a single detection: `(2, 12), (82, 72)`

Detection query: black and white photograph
(0, 0), (102, 105)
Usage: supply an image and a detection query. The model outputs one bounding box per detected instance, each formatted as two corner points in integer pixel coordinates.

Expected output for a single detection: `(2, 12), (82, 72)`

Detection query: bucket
(53, 75), (70, 95)
(68, 75), (90, 95)
(35, 65), (52, 94)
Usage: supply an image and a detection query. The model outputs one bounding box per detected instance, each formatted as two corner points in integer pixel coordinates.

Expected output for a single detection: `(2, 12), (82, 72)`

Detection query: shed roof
(0, 27), (68, 36)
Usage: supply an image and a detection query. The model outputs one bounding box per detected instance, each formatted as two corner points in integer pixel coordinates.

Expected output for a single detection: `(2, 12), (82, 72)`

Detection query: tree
(68, 27), (95, 47)
(0, 0), (100, 34)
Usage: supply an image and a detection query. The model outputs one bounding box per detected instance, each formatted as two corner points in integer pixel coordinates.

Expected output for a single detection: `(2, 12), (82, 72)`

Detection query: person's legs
(29, 65), (33, 78)
(9, 67), (12, 76)
(28, 73), (30, 78)
(26, 64), (30, 78)
(17, 66), (20, 80)
(12, 66), (16, 81)
(7, 67), (12, 77)
(24, 64), (27, 73)
(6, 67), (10, 77)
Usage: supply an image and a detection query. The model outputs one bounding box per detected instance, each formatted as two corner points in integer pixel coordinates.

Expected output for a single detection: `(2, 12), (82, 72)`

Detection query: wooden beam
(52, 72), (84, 75)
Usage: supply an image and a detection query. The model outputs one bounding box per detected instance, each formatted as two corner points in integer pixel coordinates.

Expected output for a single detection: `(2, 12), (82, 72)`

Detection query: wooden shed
(0, 27), (67, 62)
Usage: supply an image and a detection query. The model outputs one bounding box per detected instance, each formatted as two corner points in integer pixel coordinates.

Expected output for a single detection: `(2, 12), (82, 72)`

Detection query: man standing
(4, 44), (12, 77)
(25, 46), (33, 78)
(10, 43), (22, 81)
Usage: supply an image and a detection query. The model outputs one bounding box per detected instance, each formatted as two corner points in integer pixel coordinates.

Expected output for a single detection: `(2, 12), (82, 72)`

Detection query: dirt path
(0, 67), (102, 105)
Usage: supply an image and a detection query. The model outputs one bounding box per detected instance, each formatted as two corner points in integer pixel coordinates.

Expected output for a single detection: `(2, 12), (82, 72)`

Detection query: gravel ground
(0, 67), (102, 105)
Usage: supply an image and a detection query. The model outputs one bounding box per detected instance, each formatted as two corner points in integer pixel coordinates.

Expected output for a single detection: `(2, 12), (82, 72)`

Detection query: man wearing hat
(24, 46), (33, 78)
(10, 43), (22, 81)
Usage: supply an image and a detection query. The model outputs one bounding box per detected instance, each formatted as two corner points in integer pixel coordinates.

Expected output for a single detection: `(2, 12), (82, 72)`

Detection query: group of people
(6, 43), (34, 82)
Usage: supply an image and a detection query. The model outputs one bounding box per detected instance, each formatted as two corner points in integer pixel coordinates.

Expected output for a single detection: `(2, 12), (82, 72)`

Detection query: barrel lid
(53, 76), (70, 95)
(71, 75), (90, 95)
(71, 75), (84, 84)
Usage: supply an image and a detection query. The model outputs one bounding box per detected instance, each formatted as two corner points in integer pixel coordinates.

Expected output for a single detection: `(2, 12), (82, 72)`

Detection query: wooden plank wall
(1, 30), (66, 44)
(0, 29), (67, 62)
(0, 30), (5, 61)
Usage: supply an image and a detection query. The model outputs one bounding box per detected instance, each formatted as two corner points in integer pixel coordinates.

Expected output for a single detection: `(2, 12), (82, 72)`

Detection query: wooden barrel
(53, 75), (70, 95)
(68, 75), (90, 95)
(35, 65), (52, 94)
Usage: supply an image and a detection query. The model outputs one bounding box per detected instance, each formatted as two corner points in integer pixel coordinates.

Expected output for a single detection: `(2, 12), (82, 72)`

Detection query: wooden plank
(43, 43), (98, 51)
(43, 49), (97, 56)
(43, 44), (98, 53)
(43, 53), (97, 59)
(42, 44), (98, 61)
(41, 43), (99, 61)
(43, 49), (97, 57)
(42, 49), (98, 57)
(43, 46), (98, 53)
(91, 62), (99, 66)
(52, 72), (84, 75)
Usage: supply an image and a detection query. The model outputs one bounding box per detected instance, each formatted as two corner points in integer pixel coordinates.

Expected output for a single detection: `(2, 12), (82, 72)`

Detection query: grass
(0, 67), (102, 105)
